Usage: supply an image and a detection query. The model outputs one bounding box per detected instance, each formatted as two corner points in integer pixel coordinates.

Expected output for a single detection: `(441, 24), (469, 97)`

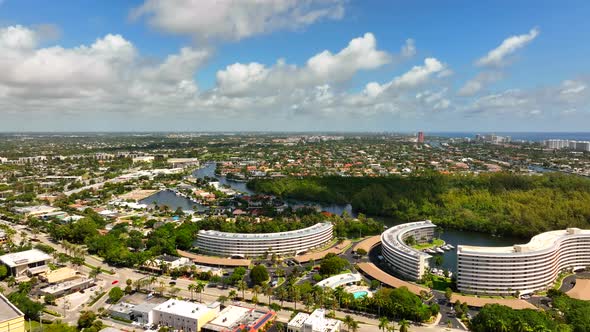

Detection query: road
(4, 219), (467, 331)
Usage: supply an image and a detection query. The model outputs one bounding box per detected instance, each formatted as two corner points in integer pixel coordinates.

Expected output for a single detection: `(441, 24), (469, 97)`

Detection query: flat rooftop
(198, 222), (331, 241)
(0, 249), (51, 267)
(206, 305), (251, 328)
(459, 228), (590, 255)
(153, 299), (218, 318)
(0, 293), (24, 322)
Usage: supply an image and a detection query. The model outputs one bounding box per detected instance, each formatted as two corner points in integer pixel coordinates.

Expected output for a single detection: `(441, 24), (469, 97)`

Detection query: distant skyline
(0, 0), (589, 132)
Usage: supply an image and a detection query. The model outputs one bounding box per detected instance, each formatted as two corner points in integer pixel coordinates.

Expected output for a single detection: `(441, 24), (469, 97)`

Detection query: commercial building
(167, 158), (200, 168)
(380, 221), (436, 281)
(195, 222), (333, 258)
(417, 131), (424, 143)
(201, 305), (276, 332)
(0, 293), (25, 332)
(0, 249), (52, 281)
(152, 299), (219, 332)
(40, 277), (94, 297)
(13, 205), (60, 218)
(457, 228), (590, 296)
(287, 309), (341, 332)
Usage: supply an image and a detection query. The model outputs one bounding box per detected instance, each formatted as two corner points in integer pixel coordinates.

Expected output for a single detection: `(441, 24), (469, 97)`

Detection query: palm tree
(386, 323), (396, 332)
(378, 317), (389, 332)
(263, 284), (273, 306)
(253, 285), (262, 305)
(238, 280), (248, 300)
(292, 286), (299, 310)
(228, 290), (238, 301)
(350, 320), (359, 332)
(399, 319), (410, 332)
(218, 295), (228, 306)
(276, 287), (287, 307)
(188, 283), (196, 301)
(343, 315), (355, 332)
(195, 281), (205, 303)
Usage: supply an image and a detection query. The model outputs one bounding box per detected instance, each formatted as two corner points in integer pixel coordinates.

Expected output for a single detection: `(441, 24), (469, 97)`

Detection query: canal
(193, 162), (526, 272)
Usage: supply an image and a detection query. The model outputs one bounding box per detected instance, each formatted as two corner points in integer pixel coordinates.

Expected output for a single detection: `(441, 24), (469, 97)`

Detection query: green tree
(250, 265), (269, 286)
(108, 286), (124, 303)
(77, 310), (97, 330)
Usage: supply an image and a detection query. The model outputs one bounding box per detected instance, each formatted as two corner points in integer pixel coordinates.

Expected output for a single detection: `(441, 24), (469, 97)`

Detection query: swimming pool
(353, 291), (368, 299)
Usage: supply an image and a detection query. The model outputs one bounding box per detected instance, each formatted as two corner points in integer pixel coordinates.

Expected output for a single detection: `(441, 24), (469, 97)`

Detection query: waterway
(375, 216), (524, 272)
(192, 162), (355, 216)
(139, 189), (208, 212)
(192, 162), (525, 272)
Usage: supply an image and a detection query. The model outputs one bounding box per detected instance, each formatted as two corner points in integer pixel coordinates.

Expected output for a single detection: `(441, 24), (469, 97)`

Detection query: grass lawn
(553, 272), (574, 290)
(431, 275), (454, 291)
(412, 238), (445, 250)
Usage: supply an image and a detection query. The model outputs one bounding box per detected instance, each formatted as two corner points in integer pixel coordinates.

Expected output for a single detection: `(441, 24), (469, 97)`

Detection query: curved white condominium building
(381, 220), (436, 281)
(457, 228), (590, 296)
(195, 222), (333, 258)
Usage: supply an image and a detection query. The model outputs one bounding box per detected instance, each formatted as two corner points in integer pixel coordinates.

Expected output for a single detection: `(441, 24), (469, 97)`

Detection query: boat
(447, 244), (455, 249)
(435, 248), (445, 254)
(425, 249), (436, 254)
(441, 245), (451, 251)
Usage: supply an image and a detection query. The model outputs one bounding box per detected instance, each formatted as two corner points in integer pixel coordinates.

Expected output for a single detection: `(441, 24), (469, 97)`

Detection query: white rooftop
(0, 249), (51, 267)
(289, 309), (340, 332)
(153, 299), (217, 319)
(207, 305), (251, 328)
(316, 273), (362, 289)
(459, 228), (590, 255)
(198, 222), (331, 241)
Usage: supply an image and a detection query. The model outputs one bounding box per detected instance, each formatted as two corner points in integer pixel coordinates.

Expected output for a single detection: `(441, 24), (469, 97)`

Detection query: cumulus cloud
(464, 78), (590, 118)
(1, 23), (588, 131)
(0, 25), (210, 115)
(362, 57), (447, 98)
(131, 0), (345, 41)
(476, 28), (539, 67)
(215, 32), (391, 96)
(458, 71), (504, 96)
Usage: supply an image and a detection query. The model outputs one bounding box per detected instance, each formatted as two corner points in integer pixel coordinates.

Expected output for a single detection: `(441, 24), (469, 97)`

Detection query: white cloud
(560, 80), (586, 95)
(458, 71), (504, 96)
(131, 0), (345, 41)
(401, 38), (416, 57)
(476, 28), (539, 67)
(393, 58), (445, 87)
(215, 32), (391, 96)
(363, 57), (447, 98)
(0, 25), (38, 50)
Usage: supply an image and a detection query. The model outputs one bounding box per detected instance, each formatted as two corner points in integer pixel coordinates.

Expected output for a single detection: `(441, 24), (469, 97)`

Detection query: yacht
(435, 247), (445, 254)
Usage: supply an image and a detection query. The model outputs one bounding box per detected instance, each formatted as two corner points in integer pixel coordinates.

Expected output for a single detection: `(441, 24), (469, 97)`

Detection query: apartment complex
(152, 299), (219, 332)
(544, 139), (590, 152)
(195, 222), (333, 258)
(287, 309), (341, 332)
(457, 228), (590, 296)
(0, 293), (25, 332)
(380, 221), (436, 281)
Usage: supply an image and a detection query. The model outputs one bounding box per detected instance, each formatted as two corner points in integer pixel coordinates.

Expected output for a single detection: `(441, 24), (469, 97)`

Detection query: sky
(0, 0), (589, 132)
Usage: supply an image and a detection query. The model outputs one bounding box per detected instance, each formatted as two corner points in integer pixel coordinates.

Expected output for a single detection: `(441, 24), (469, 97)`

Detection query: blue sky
(0, 0), (589, 132)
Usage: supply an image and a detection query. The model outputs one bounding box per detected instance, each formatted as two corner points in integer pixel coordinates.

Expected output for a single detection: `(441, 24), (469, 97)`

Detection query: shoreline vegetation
(248, 172), (590, 238)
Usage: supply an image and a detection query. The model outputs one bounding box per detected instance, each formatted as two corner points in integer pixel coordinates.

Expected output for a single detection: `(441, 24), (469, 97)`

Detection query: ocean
(428, 132), (590, 142)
